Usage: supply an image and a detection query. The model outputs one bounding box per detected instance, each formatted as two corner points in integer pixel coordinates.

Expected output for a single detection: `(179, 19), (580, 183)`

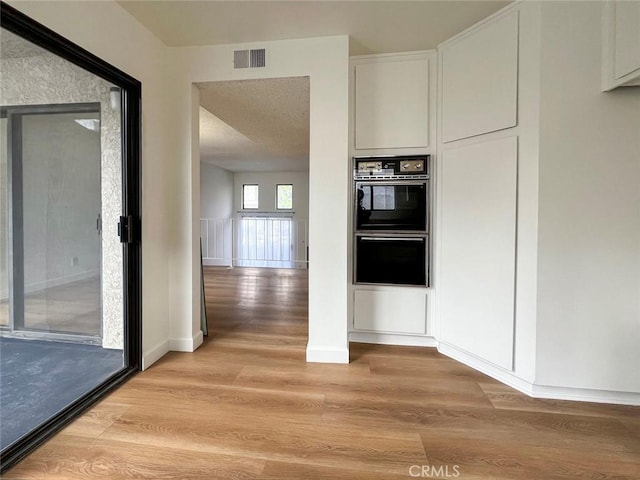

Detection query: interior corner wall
(200, 163), (234, 220)
(200, 162), (234, 266)
(7, 0), (175, 368)
(169, 35), (350, 362)
(536, 1), (640, 393)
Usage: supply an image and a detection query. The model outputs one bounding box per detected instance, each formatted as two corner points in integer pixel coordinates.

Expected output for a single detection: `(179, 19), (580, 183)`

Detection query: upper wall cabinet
(602, 1), (640, 91)
(440, 11), (519, 143)
(352, 52), (433, 151)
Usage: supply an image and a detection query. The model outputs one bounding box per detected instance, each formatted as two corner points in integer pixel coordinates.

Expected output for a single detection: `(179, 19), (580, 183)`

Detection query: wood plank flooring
(4, 266), (639, 479)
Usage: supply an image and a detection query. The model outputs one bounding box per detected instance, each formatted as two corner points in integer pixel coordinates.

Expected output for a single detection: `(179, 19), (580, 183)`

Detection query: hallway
(4, 267), (639, 479)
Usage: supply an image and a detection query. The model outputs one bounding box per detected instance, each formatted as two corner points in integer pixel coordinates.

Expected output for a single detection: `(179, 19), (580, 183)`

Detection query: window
(276, 184), (293, 210)
(243, 184), (259, 209)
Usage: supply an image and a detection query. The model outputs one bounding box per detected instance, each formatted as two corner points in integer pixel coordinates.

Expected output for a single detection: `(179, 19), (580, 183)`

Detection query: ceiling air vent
(233, 49), (266, 69)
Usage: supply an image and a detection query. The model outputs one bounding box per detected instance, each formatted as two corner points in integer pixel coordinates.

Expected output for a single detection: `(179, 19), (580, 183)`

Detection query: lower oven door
(355, 236), (427, 286)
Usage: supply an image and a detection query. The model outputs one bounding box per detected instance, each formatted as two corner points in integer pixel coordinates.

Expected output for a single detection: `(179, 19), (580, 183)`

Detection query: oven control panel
(399, 159), (425, 173)
(356, 160), (384, 173)
(354, 155), (429, 178)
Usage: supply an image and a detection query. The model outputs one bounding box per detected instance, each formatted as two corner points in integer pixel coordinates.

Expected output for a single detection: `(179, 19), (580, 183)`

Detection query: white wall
(536, 1), (640, 393)
(169, 36), (350, 362)
(200, 163), (234, 219)
(7, 0), (175, 368)
(233, 171), (309, 219)
(200, 162), (234, 265)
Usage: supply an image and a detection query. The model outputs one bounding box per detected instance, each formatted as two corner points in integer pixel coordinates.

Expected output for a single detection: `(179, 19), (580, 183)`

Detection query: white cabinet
(602, 1), (640, 91)
(352, 52), (434, 152)
(353, 289), (427, 336)
(438, 136), (518, 371)
(440, 11), (519, 143)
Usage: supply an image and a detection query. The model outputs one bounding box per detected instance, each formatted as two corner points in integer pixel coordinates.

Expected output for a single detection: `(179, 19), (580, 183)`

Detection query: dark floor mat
(0, 336), (123, 450)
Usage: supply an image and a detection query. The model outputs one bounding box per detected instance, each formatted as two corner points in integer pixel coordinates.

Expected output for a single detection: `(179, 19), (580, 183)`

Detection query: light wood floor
(4, 266), (639, 479)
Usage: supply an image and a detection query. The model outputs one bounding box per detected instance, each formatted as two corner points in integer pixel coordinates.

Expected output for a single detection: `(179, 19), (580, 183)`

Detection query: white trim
(438, 341), (532, 394)
(169, 330), (204, 352)
(438, 342), (640, 406)
(350, 331), (438, 348)
(142, 340), (170, 370)
(202, 258), (231, 267)
(350, 50), (435, 62)
(306, 345), (349, 364)
(530, 384), (640, 407)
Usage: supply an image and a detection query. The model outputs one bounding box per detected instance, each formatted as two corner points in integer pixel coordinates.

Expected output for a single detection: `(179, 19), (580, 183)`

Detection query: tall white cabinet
(349, 51), (437, 346)
(436, 10), (522, 371)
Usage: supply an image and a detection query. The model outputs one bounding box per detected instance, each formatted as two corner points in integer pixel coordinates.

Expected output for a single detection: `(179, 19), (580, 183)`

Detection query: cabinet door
(440, 11), (519, 143)
(353, 289), (427, 335)
(354, 57), (429, 150)
(439, 136), (518, 370)
(614, 1), (640, 80)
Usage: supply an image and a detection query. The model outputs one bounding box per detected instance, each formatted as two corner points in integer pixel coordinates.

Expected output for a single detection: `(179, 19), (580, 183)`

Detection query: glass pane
(21, 112), (101, 335)
(0, 27), (125, 452)
(277, 184), (293, 210)
(243, 184), (259, 209)
(372, 185), (395, 210)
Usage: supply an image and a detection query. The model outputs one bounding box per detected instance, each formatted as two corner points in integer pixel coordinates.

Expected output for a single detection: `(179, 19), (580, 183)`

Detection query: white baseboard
(530, 384), (640, 406)
(350, 331), (438, 347)
(142, 340), (170, 370)
(0, 270), (100, 301)
(306, 345), (349, 364)
(26, 269), (100, 295)
(437, 341), (534, 394)
(203, 259), (231, 267)
(169, 330), (204, 352)
(438, 341), (640, 406)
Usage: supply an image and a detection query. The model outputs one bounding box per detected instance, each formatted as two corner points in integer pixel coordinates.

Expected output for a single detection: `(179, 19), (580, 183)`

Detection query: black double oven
(354, 155), (430, 287)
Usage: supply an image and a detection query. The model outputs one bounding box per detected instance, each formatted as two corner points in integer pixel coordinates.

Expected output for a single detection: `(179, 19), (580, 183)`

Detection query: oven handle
(359, 237), (425, 242)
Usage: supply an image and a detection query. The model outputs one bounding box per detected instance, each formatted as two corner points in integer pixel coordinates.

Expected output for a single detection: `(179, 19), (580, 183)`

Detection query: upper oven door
(355, 181), (428, 232)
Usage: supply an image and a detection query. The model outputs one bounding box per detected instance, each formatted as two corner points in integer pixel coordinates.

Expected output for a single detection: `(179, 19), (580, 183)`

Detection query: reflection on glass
(22, 112), (101, 335)
(0, 27), (124, 452)
(0, 118), (8, 328)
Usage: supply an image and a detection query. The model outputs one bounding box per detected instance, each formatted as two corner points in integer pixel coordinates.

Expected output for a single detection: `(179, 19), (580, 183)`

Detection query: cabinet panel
(614, 1), (640, 79)
(354, 58), (429, 150)
(441, 12), (519, 143)
(439, 136), (517, 370)
(354, 289), (426, 335)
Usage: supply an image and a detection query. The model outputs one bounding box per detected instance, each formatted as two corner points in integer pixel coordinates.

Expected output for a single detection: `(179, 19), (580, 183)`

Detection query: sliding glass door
(4, 106), (104, 341)
(0, 4), (141, 472)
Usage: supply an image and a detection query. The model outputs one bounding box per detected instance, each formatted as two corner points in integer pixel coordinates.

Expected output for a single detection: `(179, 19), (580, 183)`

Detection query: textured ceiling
(117, 0), (511, 55)
(198, 77), (310, 172)
(0, 29), (48, 59)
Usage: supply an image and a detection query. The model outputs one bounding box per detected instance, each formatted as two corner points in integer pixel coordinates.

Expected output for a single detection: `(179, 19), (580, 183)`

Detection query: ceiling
(118, 1), (511, 173)
(118, 1), (511, 55)
(198, 77), (310, 172)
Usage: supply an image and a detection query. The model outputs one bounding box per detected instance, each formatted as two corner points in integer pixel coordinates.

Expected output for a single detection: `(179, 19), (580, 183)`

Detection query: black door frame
(0, 2), (142, 472)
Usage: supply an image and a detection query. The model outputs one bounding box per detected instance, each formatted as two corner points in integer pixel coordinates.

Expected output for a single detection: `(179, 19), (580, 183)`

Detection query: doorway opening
(197, 77), (310, 352)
